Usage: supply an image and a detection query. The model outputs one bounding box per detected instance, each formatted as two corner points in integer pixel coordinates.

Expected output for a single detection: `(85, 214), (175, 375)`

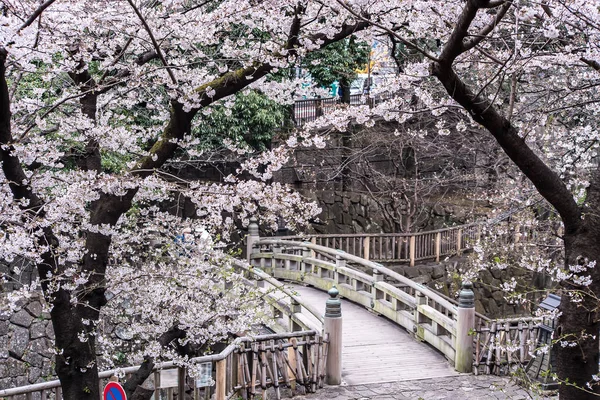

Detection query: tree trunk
(553, 222), (600, 399)
(51, 304), (103, 399)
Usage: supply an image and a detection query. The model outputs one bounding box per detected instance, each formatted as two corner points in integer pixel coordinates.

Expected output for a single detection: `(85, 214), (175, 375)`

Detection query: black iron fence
(293, 93), (393, 126)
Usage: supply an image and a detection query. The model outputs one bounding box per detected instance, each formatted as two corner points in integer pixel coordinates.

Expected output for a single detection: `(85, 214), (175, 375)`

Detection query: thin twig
(126, 0), (178, 84)
(334, 0), (439, 62)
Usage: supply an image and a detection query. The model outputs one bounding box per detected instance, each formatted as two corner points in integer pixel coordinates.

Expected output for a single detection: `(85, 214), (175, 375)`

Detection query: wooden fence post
(456, 229), (463, 255)
(246, 218), (260, 264)
(409, 236), (416, 267)
(363, 237), (370, 260)
(324, 287), (342, 385)
(435, 232), (441, 263)
(290, 299), (302, 332)
(335, 254), (345, 284)
(215, 359), (227, 400)
(455, 282), (475, 373)
(178, 367), (186, 399)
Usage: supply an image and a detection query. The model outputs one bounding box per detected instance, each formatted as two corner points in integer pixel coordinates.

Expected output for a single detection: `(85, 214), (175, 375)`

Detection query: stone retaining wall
(0, 293), (55, 390)
(389, 259), (549, 318)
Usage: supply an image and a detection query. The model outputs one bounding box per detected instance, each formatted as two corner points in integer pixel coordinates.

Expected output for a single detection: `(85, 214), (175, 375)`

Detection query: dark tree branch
(462, 1), (512, 52)
(432, 1), (580, 232)
(431, 64), (580, 232)
(124, 326), (188, 400)
(581, 57), (600, 72)
(333, 0), (438, 61)
(17, 0), (57, 32)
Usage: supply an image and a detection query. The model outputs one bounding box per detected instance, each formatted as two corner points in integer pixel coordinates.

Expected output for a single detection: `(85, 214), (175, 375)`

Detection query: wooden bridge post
(301, 245), (311, 274)
(246, 218), (260, 264)
(215, 359), (227, 400)
(335, 254), (345, 284)
(414, 290), (427, 341)
(435, 232), (441, 263)
(455, 282), (475, 373)
(290, 299), (302, 332)
(269, 244), (280, 275)
(363, 237), (370, 260)
(409, 236), (416, 267)
(324, 287), (342, 385)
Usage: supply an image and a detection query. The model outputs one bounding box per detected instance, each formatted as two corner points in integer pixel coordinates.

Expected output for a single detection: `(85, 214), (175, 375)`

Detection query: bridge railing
(231, 259), (324, 333)
(250, 238), (541, 375)
(251, 239), (461, 365)
(275, 223), (482, 266)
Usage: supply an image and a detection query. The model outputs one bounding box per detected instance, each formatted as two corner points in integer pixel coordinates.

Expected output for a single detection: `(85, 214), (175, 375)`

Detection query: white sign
(195, 362), (213, 388)
(159, 369), (178, 389)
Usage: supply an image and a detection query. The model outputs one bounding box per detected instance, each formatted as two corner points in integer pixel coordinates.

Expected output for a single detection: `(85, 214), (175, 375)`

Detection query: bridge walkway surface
(288, 283), (458, 385)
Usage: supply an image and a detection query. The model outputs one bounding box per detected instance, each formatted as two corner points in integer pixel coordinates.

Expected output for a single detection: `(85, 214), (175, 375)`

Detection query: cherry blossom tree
(0, 1), (369, 398)
(307, 1), (600, 398)
(3, 1), (600, 399)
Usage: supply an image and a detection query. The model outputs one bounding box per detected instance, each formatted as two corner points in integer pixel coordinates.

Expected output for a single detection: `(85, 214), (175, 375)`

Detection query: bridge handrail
(251, 237), (541, 373)
(256, 239), (457, 317)
(271, 223), (485, 265)
(0, 258), (326, 399)
(275, 222), (481, 239)
(231, 259), (324, 326)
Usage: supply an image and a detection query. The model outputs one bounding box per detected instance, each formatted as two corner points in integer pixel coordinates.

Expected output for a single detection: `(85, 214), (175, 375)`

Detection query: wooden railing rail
(0, 330), (325, 400)
(232, 259), (324, 333)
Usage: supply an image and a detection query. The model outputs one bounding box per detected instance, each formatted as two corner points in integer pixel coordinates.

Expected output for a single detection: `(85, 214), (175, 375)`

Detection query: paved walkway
(292, 375), (558, 399)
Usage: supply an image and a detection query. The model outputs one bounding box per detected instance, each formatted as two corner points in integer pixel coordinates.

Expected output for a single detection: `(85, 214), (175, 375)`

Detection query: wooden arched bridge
(0, 222), (542, 400)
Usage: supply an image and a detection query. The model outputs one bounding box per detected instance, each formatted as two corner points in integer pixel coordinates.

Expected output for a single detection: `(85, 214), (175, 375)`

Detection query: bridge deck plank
(288, 284), (458, 385)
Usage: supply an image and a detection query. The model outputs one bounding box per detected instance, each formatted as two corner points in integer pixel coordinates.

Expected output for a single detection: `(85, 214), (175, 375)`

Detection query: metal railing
(293, 93), (394, 126)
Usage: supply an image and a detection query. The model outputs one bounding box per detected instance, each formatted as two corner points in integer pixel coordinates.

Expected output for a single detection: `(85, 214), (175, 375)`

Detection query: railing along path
(249, 221), (541, 376)
(275, 223), (482, 266)
(0, 261), (328, 400)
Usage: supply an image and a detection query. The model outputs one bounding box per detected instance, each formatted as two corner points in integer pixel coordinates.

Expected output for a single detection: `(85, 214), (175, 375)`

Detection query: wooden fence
(473, 317), (542, 375)
(276, 223), (482, 266)
(0, 331), (326, 400)
(0, 261), (328, 400)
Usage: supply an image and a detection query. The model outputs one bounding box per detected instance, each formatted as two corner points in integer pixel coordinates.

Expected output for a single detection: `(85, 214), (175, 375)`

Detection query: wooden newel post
(215, 359), (227, 400)
(409, 236), (416, 267)
(324, 286), (342, 385)
(335, 254), (345, 284)
(290, 299), (302, 332)
(246, 218), (260, 264)
(455, 281), (475, 373)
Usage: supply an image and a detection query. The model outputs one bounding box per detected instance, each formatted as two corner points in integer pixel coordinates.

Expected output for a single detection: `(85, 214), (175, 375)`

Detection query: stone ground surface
(288, 375), (558, 400)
